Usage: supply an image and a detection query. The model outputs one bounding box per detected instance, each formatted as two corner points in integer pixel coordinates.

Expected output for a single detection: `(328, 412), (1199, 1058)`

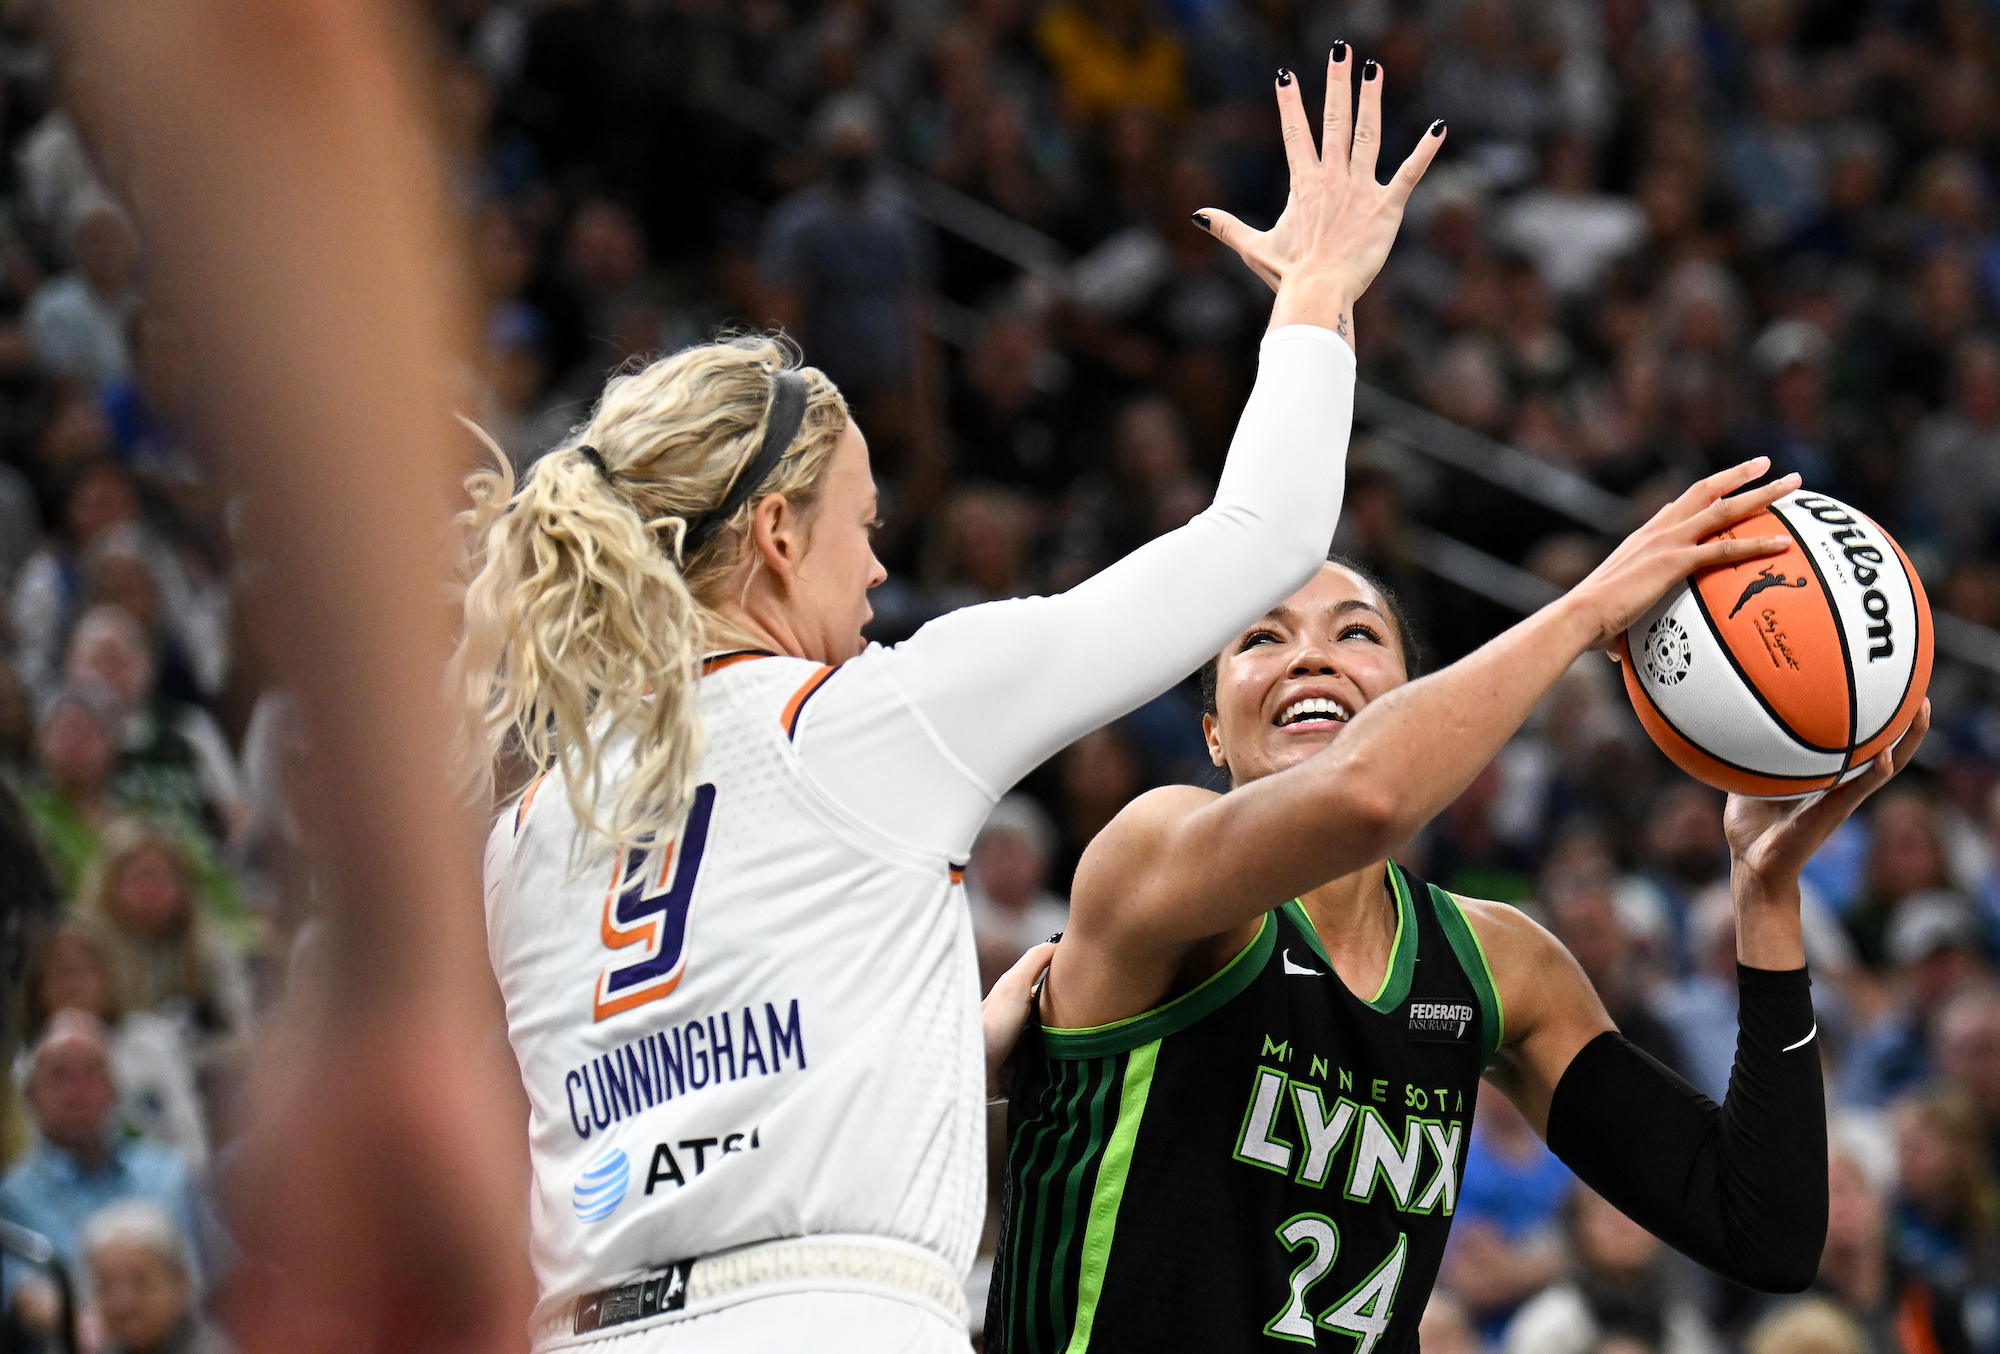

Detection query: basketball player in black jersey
(986, 462), (1931, 1353)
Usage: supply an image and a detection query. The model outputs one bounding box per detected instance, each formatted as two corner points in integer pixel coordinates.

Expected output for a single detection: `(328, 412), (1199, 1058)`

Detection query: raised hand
(1566, 458), (1799, 651)
(1193, 49), (1446, 338)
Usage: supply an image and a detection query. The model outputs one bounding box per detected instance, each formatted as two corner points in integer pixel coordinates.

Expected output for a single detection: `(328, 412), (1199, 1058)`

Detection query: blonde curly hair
(451, 335), (849, 855)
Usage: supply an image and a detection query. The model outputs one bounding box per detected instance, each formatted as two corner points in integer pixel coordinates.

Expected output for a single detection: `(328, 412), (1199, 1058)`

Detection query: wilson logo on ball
(1795, 494), (1897, 660)
(1620, 488), (1931, 798)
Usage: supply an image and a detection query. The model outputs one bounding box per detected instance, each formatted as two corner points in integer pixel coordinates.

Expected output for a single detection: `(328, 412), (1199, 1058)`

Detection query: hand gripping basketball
(1724, 698), (1930, 886)
(1569, 459), (1798, 653)
(1620, 486), (1934, 797)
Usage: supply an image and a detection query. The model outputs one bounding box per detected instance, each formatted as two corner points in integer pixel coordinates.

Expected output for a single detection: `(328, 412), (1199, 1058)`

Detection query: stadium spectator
(1741, 1298), (1874, 1354)
(760, 94), (933, 428)
(64, 605), (243, 846)
(0, 1013), (209, 1297)
(965, 793), (1067, 993)
(1500, 1187), (1722, 1354)
(1545, 865), (1686, 1075)
(1841, 892), (1986, 1106)
(1843, 791), (1956, 969)
(923, 484), (1039, 613)
(25, 196), (138, 389)
(82, 1200), (230, 1354)
(1888, 1087), (2000, 1293)
(1906, 335), (2000, 562)
(1936, 985), (2000, 1167)
(1813, 1142), (1978, 1351)
(11, 459), (144, 705)
(19, 923), (208, 1172)
(21, 682), (128, 892)
(74, 819), (253, 1064)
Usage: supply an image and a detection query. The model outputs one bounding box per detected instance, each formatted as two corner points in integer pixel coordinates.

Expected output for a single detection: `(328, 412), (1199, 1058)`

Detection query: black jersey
(988, 862), (1503, 1354)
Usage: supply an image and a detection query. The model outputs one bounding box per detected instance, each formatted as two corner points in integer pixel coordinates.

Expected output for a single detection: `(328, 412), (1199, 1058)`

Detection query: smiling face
(1204, 564), (1410, 787)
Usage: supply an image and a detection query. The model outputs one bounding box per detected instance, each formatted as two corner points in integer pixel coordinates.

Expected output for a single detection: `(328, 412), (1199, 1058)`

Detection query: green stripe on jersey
(1064, 1041), (1159, 1352)
(1430, 886), (1505, 1068)
(1042, 917), (1276, 1058)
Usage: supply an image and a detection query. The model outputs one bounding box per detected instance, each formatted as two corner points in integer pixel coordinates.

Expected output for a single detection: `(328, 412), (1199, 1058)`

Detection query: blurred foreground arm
(49, 1), (531, 1350)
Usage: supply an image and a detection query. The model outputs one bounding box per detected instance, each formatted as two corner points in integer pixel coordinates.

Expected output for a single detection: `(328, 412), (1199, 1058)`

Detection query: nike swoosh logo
(1781, 1024), (1818, 1053)
(1283, 948), (1324, 977)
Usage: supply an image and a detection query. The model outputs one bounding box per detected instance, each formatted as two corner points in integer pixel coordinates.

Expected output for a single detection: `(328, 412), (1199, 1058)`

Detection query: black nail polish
(1277, 68), (1294, 86)
(1331, 40), (1348, 61)
(1191, 212), (1212, 232)
(1429, 119), (1446, 137)
(1363, 59), (1379, 80)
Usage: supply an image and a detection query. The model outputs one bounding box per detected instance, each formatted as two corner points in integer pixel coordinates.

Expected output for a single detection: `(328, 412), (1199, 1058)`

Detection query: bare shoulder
(1068, 783), (1219, 925)
(1456, 896), (1566, 972)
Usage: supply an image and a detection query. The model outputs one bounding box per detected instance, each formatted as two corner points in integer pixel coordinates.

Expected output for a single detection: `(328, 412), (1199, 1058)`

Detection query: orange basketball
(1620, 489), (1932, 798)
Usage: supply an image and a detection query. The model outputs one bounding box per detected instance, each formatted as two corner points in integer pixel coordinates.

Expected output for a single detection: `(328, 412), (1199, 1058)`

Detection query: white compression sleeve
(796, 326), (1355, 859)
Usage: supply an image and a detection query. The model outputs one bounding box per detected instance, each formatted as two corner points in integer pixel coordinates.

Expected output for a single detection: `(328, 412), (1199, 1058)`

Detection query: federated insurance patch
(1406, 1001), (1476, 1043)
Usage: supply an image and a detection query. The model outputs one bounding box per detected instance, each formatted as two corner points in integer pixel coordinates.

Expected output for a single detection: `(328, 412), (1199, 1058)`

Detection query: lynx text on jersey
(565, 998), (807, 1140)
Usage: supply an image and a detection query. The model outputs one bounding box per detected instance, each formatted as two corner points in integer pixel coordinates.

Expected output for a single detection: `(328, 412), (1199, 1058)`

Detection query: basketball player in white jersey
(459, 57), (1440, 1352)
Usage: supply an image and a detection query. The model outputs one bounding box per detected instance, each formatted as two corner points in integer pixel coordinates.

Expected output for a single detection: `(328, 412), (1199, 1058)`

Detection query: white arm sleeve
(796, 326), (1355, 859)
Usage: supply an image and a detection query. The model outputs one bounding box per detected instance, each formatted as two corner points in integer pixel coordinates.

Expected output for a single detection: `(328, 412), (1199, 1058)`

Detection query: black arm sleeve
(1544, 964), (1827, 1293)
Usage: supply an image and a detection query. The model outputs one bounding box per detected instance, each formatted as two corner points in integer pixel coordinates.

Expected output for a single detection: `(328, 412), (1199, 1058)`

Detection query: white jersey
(488, 653), (984, 1346)
(484, 326), (1358, 1347)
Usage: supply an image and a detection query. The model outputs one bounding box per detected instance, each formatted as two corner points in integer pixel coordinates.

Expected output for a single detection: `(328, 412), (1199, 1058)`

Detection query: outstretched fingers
(1275, 69), (1319, 187)
(1386, 119), (1447, 208)
(1322, 44), (1354, 174)
(1350, 59), (1384, 185)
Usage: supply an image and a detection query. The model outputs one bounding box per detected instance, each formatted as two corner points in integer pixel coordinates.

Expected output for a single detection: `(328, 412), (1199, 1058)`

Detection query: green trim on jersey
(1063, 1042), (1159, 1352)
(1280, 861), (1419, 1014)
(1429, 886), (1505, 1069)
(1041, 915), (1277, 1058)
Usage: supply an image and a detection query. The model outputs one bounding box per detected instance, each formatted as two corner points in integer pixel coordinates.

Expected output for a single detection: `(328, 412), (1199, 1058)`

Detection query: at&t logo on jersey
(593, 784), (717, 1021)
(573, 1145), (630, 1223)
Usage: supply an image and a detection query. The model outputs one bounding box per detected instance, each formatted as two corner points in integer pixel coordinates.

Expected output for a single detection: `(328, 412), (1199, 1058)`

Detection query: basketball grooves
(1765, 501), (1860, 777)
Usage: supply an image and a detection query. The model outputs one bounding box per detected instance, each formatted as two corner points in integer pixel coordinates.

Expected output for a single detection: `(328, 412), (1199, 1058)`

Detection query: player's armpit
(1461, 898), (1612, 1134)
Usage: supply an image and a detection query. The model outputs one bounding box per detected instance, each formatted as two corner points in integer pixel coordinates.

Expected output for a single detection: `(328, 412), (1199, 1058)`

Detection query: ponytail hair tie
(577, 445), (614, 481)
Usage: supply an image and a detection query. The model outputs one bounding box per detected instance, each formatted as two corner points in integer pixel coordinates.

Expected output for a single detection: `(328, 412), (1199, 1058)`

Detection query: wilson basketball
(1620, 489), (1932, 798)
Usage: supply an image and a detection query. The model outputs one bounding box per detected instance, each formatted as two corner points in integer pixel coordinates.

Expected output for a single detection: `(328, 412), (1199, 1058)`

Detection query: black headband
(685, 369), (809, 553)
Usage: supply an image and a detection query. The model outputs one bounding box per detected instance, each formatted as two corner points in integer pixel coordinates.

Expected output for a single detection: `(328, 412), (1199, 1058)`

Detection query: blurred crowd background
(4, 0), (2000, 1349)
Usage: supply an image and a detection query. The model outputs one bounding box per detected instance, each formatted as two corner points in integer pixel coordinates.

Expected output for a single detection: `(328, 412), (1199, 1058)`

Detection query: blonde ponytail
(452, 335), (848, 856)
